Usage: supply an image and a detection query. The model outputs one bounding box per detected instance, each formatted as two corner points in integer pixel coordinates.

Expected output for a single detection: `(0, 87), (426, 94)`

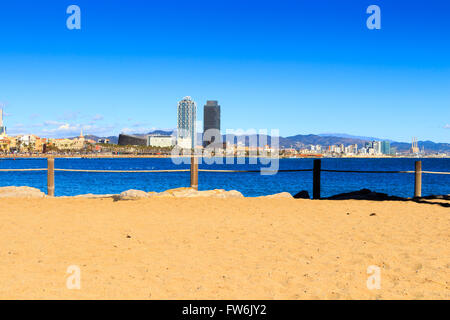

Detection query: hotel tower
(177, 96), (197, 149)
(0, 108), (6, 136)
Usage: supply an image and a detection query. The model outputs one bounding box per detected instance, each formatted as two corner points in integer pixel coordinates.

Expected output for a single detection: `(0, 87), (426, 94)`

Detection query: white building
(147, 135), (176, 148)
(19, 134), (37, 146)
(372, 141), (382, 155)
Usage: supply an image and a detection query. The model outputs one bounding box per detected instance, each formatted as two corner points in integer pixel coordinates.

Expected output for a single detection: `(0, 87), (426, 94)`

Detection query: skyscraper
(381, 141), (391, 155)
(372, 141), (382, 155)
(177, 96), (197, 149)
(411, 137), (420, 154)
(203, 100), (221, 147)
(0, 108), (6, 136)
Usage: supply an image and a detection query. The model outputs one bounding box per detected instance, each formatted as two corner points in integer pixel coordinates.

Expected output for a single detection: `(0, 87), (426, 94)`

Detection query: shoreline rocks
(258, 192), (294, 199)
(1, 186), (447, 201)
(118, 189), (155, 200)
(0, 186), (46, 198)
(147, 188), (244, 199)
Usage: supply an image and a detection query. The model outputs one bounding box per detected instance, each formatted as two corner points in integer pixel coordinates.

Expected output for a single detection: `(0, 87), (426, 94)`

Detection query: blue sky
(0, 0), (449, 142)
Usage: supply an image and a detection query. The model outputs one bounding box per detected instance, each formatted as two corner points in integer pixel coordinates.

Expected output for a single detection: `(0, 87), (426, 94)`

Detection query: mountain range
(79, 131), (450, 153)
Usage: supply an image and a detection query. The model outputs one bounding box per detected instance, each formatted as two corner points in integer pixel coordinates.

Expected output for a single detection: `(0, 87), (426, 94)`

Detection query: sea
(0, 157), (448, 198)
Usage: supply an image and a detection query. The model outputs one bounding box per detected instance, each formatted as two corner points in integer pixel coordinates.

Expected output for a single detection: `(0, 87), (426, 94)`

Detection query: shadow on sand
(295, 189), (450, 208)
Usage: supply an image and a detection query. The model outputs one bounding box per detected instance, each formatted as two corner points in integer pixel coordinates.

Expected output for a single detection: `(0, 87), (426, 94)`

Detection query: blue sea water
(0, 157), (448, 198)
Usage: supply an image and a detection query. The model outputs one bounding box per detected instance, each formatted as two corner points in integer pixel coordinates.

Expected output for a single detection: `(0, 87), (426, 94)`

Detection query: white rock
(119, 189), (152, 199)
(260, 192), (294, 199)
(224, 190), (245, 198)
(73, 194), (115, 199)
(156, 188), (197, 198)
(155, 188), (244, 198)
(0, 186), (46, 198)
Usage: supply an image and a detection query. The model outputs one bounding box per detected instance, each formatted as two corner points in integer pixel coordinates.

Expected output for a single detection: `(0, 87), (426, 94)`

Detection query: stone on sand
(0, 186), (46, 198)
(119, 189), (153, 200)
(156, 188), (244, 198)
(260, 192), (294, 199)
(72, 194), (115, 199)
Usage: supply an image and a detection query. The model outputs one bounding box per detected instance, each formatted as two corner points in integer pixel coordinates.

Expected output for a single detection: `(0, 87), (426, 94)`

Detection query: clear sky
(0, 0), (449, 142)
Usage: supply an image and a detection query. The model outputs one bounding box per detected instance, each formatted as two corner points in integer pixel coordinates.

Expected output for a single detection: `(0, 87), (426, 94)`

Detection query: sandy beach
(0, 197), (448, 300)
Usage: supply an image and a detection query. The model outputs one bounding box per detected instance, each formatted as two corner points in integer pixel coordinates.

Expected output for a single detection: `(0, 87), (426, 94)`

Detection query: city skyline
(0, 101), (448, 146)
(0, 1), (449, 142)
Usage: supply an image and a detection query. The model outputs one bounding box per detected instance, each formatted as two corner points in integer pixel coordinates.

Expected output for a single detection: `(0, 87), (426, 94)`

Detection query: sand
(0, 197), (448, 300)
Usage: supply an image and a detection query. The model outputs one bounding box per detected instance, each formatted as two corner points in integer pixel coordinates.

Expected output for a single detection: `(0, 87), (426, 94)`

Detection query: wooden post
(47, 157), (55, 197)
(190, 154), (198, 190)
(313, 159), (321, 200)
(414, 160), (422, 198)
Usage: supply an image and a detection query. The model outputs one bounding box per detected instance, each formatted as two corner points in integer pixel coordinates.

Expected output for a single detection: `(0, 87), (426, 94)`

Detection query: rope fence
(422, 171), (450, 175)
(198, 169), (313, 173)
(54, 169), (190, 173)
(0, 168), (47, 172)
(0, 158), (448, 198)
(321, 169), (415, 174)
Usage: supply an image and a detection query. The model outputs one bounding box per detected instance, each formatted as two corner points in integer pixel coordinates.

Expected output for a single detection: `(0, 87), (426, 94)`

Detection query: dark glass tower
(203, 100), (221, 147)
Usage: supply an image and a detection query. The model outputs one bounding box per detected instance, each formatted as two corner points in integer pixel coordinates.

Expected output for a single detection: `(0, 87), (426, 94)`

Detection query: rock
(294, 190), (310, 199)
(201, 189), (243, 198)
(223, 190), (244, 198)
(156, 188), (244, 198)
(184, 189), (221, 198)
(325, 189), (404, 201)
(156, 187), (197, 198)
(261, 192), (294, 199)
(0, 186), (46, 198)
(119, 189), (152, 200)
(73, 194), (115, 199)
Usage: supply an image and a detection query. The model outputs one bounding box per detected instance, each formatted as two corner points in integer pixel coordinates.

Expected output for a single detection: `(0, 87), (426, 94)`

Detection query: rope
(54, 169), (190, 173)
(0, 168), (448, 175)
(321, 170), (415, 174)
(198, 169), (312, 173)
(54, 169), (312, 173)
(0, 168), (47, 172)
(322, 169), (450, 175)
(422, 171), (450, 175)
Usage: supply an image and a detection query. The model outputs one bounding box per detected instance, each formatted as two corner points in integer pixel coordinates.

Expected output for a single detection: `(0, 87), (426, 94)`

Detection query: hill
(81, 131), (450, 153)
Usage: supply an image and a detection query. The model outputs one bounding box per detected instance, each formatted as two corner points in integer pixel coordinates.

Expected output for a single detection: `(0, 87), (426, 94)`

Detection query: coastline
(1, 154), (449, 159)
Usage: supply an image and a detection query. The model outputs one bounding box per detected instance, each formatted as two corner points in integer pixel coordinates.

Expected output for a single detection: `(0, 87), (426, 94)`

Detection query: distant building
(345, 144), (358, 155)
(118, 134), (147, 146)
(0, 108), (6, 136)
(98, 138), (110, 144)
(381, 141), (391, 155)
(411, 137), (420, 154)
(177, 96), (196, 149)
(372, 141), (382, 155)
(203, 100), (221, 147)
(147, 135), (175, 148)
(19, 134), (36, 146)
